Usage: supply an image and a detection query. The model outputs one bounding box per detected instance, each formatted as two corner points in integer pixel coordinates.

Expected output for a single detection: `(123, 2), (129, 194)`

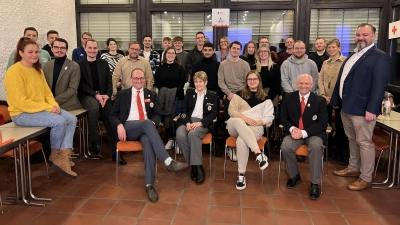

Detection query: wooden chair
(115, 141), (157, 185)
(224, 136), (268, 183)
(277, 125), (331, 193)
(371, 133), (392, 185)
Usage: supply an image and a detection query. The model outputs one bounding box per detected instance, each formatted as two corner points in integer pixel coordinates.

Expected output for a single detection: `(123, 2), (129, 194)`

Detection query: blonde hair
(218, 36), (230, 51)
(193, 71), (208, 82)
(326, 37), (341, 48)
(255, 45), (275, 72)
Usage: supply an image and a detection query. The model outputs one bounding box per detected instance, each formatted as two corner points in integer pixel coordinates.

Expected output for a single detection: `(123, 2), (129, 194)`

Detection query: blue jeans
(12, 109), (77, 149)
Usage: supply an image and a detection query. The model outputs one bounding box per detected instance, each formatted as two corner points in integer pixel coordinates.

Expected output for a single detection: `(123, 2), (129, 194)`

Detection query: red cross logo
(392, 26), (397, 35)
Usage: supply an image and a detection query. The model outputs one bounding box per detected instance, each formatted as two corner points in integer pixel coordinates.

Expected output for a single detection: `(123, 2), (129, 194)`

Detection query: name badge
(145, 99), (151, 103)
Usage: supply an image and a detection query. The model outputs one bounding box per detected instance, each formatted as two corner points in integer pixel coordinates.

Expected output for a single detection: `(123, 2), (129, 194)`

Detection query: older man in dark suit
(110, 68), (188, 203)
(280, 74), (328, 200)
(77, 39), (120, 163)
(330, 23), (391, 191)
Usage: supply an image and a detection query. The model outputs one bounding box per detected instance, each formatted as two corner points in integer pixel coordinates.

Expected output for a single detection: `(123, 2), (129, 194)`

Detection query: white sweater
(228, 94), (275, 125)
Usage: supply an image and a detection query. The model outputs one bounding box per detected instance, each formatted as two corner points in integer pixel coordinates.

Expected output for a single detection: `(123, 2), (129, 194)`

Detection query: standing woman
(215, 36), (231, 62)
(175, 71), (218, 184)
(318, 38), (347, 165)
(4, 37), (77, 178)
(240, 40), (258, 70)
(154, 46), (186, 150)
(227, 71), (274, 190)
(101, 38), (124, 93)
(256, 45), (281, 106)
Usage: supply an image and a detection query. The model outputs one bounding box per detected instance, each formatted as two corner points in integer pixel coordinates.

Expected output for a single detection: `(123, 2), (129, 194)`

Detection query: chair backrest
(0, 105), (11, 124)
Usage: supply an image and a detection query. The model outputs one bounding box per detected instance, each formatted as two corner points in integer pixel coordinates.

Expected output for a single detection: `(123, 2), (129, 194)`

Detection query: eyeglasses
(220, 41), (228, 43)
(294, 47), (305, 50)
(286, 41), (294, 44)
(131, 77), (145, 81)
(129, 48), (141, 51)
(259, 50), (269, 54)
(53, 46), (67, 51)
(247, 78), (259, 82)
(166, 52), (176, 55)
(259, 42), (269, 44)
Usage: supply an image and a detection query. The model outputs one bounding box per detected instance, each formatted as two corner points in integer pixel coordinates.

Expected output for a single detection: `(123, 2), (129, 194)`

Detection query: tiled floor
(0, 132), (399, 225)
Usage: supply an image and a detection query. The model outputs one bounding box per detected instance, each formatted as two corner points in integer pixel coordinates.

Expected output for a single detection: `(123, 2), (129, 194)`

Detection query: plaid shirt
(140, 49), (160, 74)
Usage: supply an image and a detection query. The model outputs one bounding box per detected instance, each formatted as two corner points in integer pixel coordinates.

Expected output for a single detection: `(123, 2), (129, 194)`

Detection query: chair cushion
(117, 141), (143, 151)
(1, 140), (42, 157)
(257, 136), (268, 149)
(295, 145), (308, 156)
(201, 133), (212, 144)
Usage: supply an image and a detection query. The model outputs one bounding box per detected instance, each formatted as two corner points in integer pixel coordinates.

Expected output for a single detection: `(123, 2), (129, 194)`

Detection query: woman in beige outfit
(318, 38), (347, 165)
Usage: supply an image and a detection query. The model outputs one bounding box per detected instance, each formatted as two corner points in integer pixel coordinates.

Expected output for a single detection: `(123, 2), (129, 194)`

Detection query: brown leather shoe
(347, 178), (372, 191)
(332, 168), (361, 177)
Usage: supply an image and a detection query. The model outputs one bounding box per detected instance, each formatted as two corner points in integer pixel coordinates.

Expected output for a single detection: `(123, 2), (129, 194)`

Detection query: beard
(294, 53), (305, 60)
(130, 53), (138, 59)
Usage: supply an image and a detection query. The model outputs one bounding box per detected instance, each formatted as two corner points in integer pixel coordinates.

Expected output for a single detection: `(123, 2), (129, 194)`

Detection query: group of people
(3, 22), (391, 203)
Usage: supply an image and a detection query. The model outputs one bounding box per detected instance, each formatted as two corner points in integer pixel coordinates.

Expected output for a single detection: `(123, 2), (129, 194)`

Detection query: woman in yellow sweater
(5, 37), (77, 178)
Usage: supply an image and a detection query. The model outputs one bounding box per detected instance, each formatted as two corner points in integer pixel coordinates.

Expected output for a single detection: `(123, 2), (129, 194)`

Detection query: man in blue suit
(330, 23), (391, 191)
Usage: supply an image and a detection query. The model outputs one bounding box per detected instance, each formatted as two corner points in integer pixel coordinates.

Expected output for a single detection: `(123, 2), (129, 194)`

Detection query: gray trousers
(175, 117), (209, 165)
(281, 135), (324, 184)
(124, 120), (170, 185)
(226, 118), (264, 174)
(341, 111), (376, 182)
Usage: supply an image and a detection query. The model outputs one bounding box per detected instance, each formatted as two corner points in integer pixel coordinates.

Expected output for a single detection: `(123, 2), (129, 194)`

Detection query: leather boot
(195, 165), (205, 184)
(50, 148), (77, 179)
(68, 149), (75, 168)
(190, 165), (197, 181)
(49, 148), (59, 166)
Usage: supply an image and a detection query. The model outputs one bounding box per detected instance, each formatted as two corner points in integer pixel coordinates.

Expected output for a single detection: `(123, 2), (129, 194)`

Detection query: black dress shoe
(190, 165), (197, 181)
(296, 155), (305, 162)
(195, 165), (205, 184)
(92, 141), (103, 157)
(286, 173), (301, 189)
(145, 185), (158, 203)
(112, 155), (127, 165)
(309, 183), (320, 200)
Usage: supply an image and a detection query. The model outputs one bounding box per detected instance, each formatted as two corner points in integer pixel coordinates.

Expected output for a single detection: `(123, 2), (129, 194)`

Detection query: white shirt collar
(299, 92), (310, 101)
(195, 88), (207, 96)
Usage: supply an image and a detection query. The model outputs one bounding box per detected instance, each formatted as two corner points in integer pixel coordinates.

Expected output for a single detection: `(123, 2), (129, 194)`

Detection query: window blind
(152, 0), (211, 3)
(229, 10), (294, 52)
(310, 8), (380, 55)
(79, 0), (132, 4)
(80, 12), (137, 51)
(151, 11), (212, 50)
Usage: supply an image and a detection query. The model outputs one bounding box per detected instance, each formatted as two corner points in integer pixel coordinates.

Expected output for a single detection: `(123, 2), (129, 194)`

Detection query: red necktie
(137, 90), (145, 121)
(299, 96), (305, 130)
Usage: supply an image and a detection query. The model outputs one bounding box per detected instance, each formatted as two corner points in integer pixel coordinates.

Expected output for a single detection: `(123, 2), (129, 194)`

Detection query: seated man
(109, 68), (188, 203)
(280, 74), (327, 200)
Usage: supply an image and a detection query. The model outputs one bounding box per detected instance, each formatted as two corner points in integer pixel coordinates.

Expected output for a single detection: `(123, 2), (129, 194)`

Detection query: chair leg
(116, 150), (119, 185)
(224, 145), (227, 178)
(372, 149), (391, 185)
(321, 156), (323, 193)
(40, 148), (49, 178)
(0, 194), (3, 213)
(155, 157), (158, 183)
(209, 142), (212, 176)
(278, 149), (282, 185)
(174, 141), (177, 161)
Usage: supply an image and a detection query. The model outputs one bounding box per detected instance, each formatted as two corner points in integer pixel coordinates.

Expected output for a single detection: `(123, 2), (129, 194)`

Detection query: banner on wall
(212, 8), (230, 28)
(389, 21), (400, 39)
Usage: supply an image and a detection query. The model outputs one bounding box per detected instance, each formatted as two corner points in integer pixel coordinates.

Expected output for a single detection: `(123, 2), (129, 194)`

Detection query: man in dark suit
(330, 23), (391, 191)
(77, 39), (121, 163)
(109, 68), (188, 203)
(280, 74), (328, 200)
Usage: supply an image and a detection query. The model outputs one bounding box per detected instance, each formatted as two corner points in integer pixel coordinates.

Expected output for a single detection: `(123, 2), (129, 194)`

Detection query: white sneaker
(256, 151), (269, 170)
(236, 173), (246, 190)
(175, 145), (182, 155)
(228, 147), (237, 162)
(165, 140), (174, 150)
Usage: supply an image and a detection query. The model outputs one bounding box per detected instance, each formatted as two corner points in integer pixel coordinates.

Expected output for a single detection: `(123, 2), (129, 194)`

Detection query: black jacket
(77, 58), (112, 101)
(281, 91), (328, 143)
(109, 87), (161, 128)
(179, 89), (218, 132)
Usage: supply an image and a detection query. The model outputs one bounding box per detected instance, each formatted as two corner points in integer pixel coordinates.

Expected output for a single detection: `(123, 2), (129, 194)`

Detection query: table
(374, 111), (400, 189)
(0, 126), (51, 206)
(68, 109), (100, 159)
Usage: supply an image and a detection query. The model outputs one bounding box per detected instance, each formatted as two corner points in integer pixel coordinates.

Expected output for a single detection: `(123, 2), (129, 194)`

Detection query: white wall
(0, 0), (77, 100)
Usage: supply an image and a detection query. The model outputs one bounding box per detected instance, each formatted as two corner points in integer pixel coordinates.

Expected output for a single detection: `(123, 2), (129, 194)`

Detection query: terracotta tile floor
(0, 132), (399, 225)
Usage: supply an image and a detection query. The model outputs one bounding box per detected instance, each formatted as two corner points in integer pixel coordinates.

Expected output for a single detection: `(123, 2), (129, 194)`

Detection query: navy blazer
(179, 89), (218, 132)
(329, 46), (391, 116)
(281, 91), (328, 143)
(109, 87), (161, 128)
(77, 58), (112, 101)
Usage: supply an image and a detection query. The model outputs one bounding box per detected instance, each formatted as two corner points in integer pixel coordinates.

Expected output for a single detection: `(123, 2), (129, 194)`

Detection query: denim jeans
(12, 109), (77, 149)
